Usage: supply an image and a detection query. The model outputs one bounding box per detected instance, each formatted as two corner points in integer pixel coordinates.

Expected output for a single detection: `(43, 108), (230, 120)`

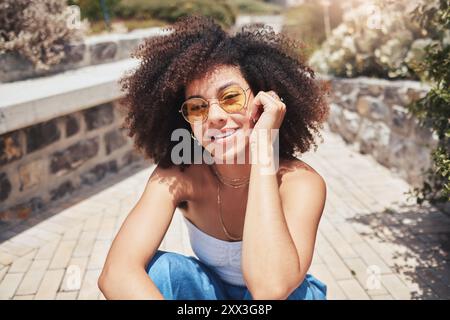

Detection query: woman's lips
(210, 128), (239, 144)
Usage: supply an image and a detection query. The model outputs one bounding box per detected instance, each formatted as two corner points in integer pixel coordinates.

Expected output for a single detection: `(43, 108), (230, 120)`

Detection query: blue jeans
(146, 250), (327, 300)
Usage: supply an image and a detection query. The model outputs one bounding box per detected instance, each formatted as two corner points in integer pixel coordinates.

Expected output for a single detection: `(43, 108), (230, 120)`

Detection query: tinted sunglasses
(179, 85), (251, 124)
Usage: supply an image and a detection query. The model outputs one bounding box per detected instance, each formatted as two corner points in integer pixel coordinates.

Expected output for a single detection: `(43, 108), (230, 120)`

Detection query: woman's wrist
(249, 131), (279, 175)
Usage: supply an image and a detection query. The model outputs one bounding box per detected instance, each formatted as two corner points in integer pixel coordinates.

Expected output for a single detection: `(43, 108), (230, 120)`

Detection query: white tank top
(182, 216), (245, 286)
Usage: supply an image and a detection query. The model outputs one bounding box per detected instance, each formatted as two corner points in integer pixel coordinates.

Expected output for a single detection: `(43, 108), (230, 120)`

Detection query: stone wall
(0, 101), (146, 222)
(0, 28), (168, 83)
(326, 76), (436, 187)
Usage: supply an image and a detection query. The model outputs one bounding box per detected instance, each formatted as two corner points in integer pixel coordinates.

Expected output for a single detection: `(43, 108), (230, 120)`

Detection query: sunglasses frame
(179, 85), (251, 124)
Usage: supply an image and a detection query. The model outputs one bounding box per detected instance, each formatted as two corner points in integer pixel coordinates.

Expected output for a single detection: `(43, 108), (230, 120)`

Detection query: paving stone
(87, 240), (109, 270)
(35, 239), (60, 261)
(72, 231), (96, 258)
(380, 274), (412, 300)
(0, 266), (8, 282)
(49, 240), (77, 269)
(26, 228), (61, 242)
(56, 291), (78, 300)
(371, 294), (394, 300)
(78, 269), (101, 300)
(0, 241), (34, 257)
(96, 216), (116, 240)
(338, 279), (371, 300)
(315, 232), (353, 280)
(0, 251), (15, 266)
(83, 215), (103, 232)
(351, 242), (393, 274)
(62, 224), (83, 241)
(308, 263), (347, 300)
(319, 218), (359, 259)
(38, 221), (66, 235)
(13, 294), (34, 300)
(8, 234), (47, 249)
(15, 259), (50, 295)
(0, 273), (23, 299)
(8, 250), (36, 273)
(35, 269), (65, 300)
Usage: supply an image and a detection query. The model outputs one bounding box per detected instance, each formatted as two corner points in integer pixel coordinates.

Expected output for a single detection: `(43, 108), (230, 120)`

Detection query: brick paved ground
(0, 125), (449, 300)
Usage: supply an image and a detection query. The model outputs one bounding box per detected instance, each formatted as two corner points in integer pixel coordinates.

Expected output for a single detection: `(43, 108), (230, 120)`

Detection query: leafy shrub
(226, 0), (281, 15)
(114, 0), (237, 29)
(0, 0), (84, 70)
(68, 0), (121, 21)
(408, 0), (450, 205)
(309, 0), (430, 80)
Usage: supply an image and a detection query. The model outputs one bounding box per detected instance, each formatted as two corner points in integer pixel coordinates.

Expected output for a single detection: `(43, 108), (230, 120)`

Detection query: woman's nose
(207, 100), (227, 126)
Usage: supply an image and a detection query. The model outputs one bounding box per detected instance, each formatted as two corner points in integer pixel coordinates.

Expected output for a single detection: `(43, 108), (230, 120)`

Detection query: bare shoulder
(146, 163), (197, 205)
(277, 157), (326, 195)
(277, 158), (327, 224)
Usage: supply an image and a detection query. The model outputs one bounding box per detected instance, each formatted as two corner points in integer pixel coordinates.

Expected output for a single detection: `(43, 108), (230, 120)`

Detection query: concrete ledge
(0, 27), (170, 83)
(0, 58), (139, 135)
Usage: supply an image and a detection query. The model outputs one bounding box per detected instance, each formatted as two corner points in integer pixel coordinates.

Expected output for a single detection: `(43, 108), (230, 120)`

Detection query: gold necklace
(209, 165), (244, 241)
(210, 164), (250, 189)
(216, 181), (243, 242)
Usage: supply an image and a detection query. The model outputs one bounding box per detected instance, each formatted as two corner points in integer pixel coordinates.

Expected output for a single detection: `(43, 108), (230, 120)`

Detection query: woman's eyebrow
(186, 81), (240, 100)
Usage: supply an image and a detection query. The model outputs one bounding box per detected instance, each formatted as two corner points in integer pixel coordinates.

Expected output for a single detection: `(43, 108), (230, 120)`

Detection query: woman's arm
(242, 140), (326, 300)
(98, 164), (185, 299)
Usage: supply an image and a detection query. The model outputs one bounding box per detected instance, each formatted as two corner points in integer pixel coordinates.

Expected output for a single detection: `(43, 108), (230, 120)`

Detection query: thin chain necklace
(210, 164), (250, 188)
(209, 165), (246, 241)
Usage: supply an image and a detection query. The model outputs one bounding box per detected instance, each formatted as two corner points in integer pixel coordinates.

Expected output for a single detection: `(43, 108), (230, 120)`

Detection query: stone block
(340, 109), (362, 143)
(0, 131), (22, 165)
(0, 172), (12, 202)
(62, 43), (86, 65)
(89, 42), (118, 64)
(384, 85), (404, 107)
(50, 181), (75, 201)
(357, 119), (391, 166)
(80, 161), (118, 186)
(25, 120), (61, 154)
(50, 138), (99, 175)
(83, 103), (114, 131)
(0, 197), (44, 222)
(327, 103), (343, 133)
(104, 128), (127, 155)
(390, 105), (412, 136)
(356, 96), (390, 121)
(64, 115), (80, 137)
(18, 159), (45, 191)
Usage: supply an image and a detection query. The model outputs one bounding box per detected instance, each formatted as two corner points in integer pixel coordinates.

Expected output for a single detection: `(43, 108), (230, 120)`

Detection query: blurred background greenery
(68, 0), (283, 32)
(66, 0), (344, 59)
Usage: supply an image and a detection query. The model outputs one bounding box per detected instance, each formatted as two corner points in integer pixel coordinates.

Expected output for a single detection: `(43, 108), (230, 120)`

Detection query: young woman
(98, 15), (329, 300)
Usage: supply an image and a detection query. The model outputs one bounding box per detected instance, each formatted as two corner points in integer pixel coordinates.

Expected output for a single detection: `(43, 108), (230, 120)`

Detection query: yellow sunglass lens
(181, 86), (247, 123)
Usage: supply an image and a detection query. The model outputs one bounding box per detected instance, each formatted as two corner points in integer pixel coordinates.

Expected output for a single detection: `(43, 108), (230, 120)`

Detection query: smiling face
(184, 65), (255, 163)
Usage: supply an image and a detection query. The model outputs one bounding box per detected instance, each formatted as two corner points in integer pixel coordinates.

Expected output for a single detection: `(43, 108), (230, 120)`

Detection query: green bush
(408, 0), (450, 205)
(68, 0), (121, 21)
(0, 0), (83, 70)
(226, 0), (281, 15)
(114, 0), (237, 29)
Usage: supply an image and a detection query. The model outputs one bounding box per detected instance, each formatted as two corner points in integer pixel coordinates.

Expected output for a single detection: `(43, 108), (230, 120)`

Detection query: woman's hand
(248, 90), (286, 146)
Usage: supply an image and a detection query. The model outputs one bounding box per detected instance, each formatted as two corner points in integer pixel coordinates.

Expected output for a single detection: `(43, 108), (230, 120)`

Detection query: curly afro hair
(119, 15), (329, 169)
